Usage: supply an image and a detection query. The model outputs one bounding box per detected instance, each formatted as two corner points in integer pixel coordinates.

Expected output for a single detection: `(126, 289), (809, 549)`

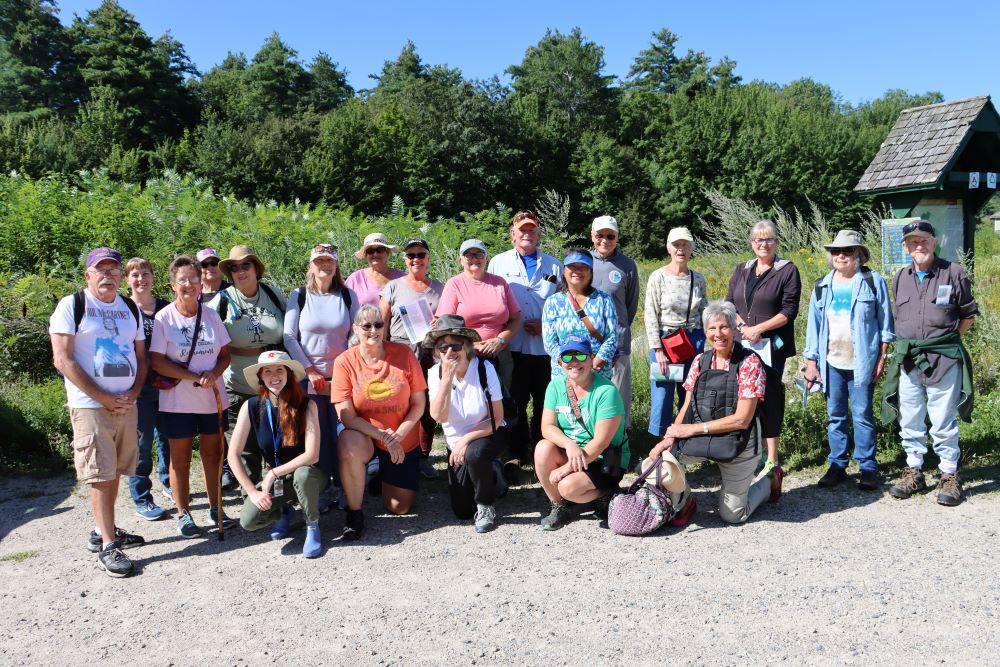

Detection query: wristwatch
(497, 334), (508, 347)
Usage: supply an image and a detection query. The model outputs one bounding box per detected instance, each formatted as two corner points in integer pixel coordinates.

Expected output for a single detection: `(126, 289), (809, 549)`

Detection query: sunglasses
(200, 259), (220, 268)
(231, 261), (255, 273)
(365, 246), (388, 255)
(406, 251), (427, 260)
(594, 232), (617, 240)
(357, 321), (385, 331)
(314, 243), (337, 252)
(436, 342), (463, 353)
(560, 352), (589, 363)
(463, 251), (486, 261)
(830, 248), (855, 256)
(513, 210), (538, 223)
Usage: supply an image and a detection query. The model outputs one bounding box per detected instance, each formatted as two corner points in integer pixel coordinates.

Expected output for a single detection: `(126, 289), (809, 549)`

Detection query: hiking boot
(669, 496), (698, 528)
(858, 469), (881, 492)
(936, 472), (964, 507)
(769, 465), (785, 502)
(221, 462), (237, 491)
(493, 458), (508, 499)
(303, 523), (322, 558)
(594, 492), (614, 529)
(97, 541), (135, 578)
(134, 500), (166, 521)
(88, 527), (145, 553)
(539, 501), (572, 531)
(177, 511), (203, 538)
(889, 467), (927, 499)
(209, 506), (237, 531)
(817, 464), (848, 488)
(341, 509), (365, 541)
(502, 459), (521, 485)
(270, 504), (295, 540)
(474, 504), (497, 533)
(419, 457), (439, 480)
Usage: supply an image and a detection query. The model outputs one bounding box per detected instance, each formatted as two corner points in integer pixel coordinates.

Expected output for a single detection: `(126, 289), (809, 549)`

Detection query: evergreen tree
(304, 52), (353, 112)
(0, 0), (78, 113)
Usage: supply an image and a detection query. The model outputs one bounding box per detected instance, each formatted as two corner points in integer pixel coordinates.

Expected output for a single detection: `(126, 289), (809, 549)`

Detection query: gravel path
(1, 460), (998, 666)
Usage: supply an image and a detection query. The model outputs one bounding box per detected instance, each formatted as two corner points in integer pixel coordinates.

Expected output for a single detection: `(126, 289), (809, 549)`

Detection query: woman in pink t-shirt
(435, 239), (521, 391)
(344, 232), (405, 308)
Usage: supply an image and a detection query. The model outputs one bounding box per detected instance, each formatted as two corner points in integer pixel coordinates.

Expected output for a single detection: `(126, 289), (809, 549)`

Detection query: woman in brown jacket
(725, 220), (801, 495)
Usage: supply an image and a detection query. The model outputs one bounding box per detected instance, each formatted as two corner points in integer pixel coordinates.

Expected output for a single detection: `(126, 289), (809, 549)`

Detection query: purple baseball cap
(86, 246), (122, 268)
(196, 248), (220, 263)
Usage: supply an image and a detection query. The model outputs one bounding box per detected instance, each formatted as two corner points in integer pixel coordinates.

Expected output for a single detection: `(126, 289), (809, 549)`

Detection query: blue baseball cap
(559, 335), (592, 356)
(460, 239), (488, 256)
(563, 250), (593, 268)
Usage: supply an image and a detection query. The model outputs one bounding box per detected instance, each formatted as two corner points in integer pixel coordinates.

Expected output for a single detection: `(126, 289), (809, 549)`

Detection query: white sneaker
(474, 504), (496, 533)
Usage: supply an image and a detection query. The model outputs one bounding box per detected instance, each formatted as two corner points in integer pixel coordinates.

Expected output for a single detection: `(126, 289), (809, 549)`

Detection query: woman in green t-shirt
(534, 335), (630, 531)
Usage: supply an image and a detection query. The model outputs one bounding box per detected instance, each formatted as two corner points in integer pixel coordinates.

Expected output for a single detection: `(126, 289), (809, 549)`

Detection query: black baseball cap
(902, 220), (935, 239)
(404, 238), (429, 251)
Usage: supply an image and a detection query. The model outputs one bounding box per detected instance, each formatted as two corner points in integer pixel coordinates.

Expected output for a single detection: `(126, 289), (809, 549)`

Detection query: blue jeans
(825, 365), (877, 472)
(128, 386), (170, 504)
(648, 329), (705, 437)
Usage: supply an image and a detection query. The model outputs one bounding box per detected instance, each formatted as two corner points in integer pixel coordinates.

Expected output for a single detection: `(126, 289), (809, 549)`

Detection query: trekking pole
(211, 383), (226, 542)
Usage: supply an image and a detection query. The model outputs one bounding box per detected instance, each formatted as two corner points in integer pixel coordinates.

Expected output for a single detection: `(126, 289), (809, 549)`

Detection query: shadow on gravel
(0, 473), (75, 543)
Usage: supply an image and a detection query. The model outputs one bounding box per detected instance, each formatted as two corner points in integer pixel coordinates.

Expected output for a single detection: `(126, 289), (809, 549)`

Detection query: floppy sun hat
(421, 314), (482, 348)
(824, 229), (870, 264)
(355, 232), (398, 259)
(219, 245), (265, 279)
(243, 350), (307, 388)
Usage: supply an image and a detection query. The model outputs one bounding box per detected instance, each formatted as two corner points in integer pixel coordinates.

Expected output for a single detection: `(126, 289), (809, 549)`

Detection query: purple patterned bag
(608, 458), (675, 536)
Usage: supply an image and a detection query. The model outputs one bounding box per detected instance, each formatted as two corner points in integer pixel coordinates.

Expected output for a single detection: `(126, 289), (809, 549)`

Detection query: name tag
(272, 476), (284, 497)
(935, 284), (952, 307)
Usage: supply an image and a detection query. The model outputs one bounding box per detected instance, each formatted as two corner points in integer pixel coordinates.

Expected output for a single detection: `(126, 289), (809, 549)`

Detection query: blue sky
(55, 0), (998, 105)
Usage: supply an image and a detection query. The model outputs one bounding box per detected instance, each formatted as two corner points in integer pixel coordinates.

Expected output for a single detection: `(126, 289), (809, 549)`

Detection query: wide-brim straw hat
(355, 232), (399, 259)
(421, 314), (482, 348)
(824, 229), (870, 264)
(243, 350), (307, 388)
(219, 244), (265, 279)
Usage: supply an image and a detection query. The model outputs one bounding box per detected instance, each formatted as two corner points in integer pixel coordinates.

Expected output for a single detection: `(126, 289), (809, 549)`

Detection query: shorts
(70, 407), (139, 484)
(582, 458), (625, 493)
(375, 447), (421, 491)
(162, 411), (227, 440)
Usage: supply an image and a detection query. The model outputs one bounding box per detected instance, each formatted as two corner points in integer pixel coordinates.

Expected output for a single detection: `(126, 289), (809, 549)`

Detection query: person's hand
(549, 463), (571, 486)
(440, 356), (459, 380)
(648, 437), (676, 461)
(741, 325), (762, 344)
(523, 319), (542, 336)
(666, 423), (697, 439)
(249, 486), (272, 511)
(197, 369), (219, 388)
(592, 356), (607, 371)
(655, 349), (670, 377)
(873, 354), (887, 381)
(108, 392), (134, 414)
(565, 445), (587, 473)
(378, 428), (402, 451)
(473, 340), (491, 357)
(385, 440), (405, 465)
(449, 440), (468, 467)
(306, 367), (326, 393)
(804, 362), (821, 386)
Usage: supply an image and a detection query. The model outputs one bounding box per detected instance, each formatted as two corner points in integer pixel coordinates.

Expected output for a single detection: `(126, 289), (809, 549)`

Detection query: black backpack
(814, 267), (876, 303)
(216, 283), (285, 321)
(71, 289), (140, 331)
(439, 358), (498, 435)
(295, 286), (353, 342)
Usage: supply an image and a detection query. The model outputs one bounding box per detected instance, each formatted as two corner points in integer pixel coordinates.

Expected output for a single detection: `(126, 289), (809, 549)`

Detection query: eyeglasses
(175, 277), (201, 285)
(463, 251), (486, 261)
(365, 247), (388, 256)
(231, 261), (255, 273)
(752, 238), (777, 245)
(200, 259), (220, 268)
(436, 342), (463, 353)
(902, 221), (935, 237)
(594, 232), (617, 241)
(89, 267), (122, 277)
(357, 321), (385, 331)
(560, 352), (589, 363)
(405, 251), (427, 260)
(830, 248), (855, 256)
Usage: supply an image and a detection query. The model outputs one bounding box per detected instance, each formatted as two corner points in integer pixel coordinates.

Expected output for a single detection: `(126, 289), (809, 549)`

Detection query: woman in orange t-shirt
(331, 305), (427, 540)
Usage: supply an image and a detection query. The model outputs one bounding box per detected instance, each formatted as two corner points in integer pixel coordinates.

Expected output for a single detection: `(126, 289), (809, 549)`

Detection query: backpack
(216, 283), (285, 321)
(295, 286), (353, 342)
(814, 267), (875, 303)
(439, 358), (498, 434)
(72, 289), (139, 331)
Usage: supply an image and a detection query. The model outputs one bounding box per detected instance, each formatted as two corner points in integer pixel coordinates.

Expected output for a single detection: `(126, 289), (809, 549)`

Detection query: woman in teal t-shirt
(534, 335), (630, 531)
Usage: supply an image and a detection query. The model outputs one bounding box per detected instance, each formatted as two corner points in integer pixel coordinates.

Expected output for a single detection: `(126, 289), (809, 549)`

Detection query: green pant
(239, 465), (328, 530)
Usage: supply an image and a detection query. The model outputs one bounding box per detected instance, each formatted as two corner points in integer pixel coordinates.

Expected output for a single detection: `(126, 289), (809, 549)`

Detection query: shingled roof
(855, 95), (993, 193)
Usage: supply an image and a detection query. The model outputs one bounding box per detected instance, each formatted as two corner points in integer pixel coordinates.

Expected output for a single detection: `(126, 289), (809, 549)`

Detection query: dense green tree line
(1, 1), (944, 255)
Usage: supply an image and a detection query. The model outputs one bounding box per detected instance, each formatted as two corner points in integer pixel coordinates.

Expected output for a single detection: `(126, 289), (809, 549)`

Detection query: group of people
(49, 212), (978, 578)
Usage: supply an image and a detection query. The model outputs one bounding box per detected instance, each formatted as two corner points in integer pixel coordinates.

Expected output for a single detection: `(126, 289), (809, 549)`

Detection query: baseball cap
(902, 220), (936, 240)
(459, 239), (488, 256)
(667, 227), (694, 245)
(196, 248), (220, 264)
(591, 215), (619, 234)
(512, 211), (541, 229)
(404, 238), (429, 251)
(310, 243), (339, 262)
(86, 246), (122, 268)
(563, 250), (593, 268)
(559, 335), (592, 356)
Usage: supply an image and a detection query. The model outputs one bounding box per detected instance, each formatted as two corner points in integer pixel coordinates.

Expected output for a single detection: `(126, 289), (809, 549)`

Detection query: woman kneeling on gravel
(648, 300), (780, 525)
(229, 351), (326, 558)
(534, 335), (631, 531)
(426, 315), (507, 533)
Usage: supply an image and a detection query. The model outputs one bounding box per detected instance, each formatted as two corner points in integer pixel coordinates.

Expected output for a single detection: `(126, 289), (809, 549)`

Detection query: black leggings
(448, 430), (507, 519)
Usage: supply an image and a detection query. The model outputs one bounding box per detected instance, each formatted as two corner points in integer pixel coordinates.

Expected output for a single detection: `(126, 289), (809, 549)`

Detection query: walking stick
(211, 384), (226, 542)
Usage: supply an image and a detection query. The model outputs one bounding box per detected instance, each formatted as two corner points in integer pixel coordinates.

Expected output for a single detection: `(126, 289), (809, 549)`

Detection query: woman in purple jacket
(725, 220), (801, 494)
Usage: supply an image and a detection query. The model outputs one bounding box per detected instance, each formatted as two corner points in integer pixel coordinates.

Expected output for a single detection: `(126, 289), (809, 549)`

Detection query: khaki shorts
(70, 407), (139, 484)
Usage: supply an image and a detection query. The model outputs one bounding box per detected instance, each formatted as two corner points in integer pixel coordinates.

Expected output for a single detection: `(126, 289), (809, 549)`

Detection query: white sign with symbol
(988, 172), (997, 189)
(968, 172), (980, 189)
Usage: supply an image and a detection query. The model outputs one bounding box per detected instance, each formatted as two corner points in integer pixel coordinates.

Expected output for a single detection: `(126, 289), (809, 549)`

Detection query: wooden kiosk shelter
(854, 95), (1000, 269)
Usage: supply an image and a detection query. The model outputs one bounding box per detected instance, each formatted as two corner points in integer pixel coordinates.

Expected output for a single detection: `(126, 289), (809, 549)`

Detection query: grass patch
(0, 549), (39, 563)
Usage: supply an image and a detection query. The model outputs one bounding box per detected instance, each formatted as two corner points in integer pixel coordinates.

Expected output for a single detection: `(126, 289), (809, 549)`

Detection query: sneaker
(87, 527), (145, 553)
(160, 485), (173, 504)
(209, 506), (237, 531)
(270, 504), (295, 540)
(858, 469), (881, 492)
(177, 511), (203, 538)
(669, 496), (698, 528)
(502, 459), (521, 485)
(366, 458), (381, 497)
(419, 457), (439, 480)
(341, 509), (364, 541)
(889, 467), (927, 499)
(817, 464), (848, 488)
(303, 523), (322, 558)
(474, 504), (497, 533)
(134, 500), (167, 521)
(539, 501), (571, 531)
(97, 541), (135, 578)
(936, 472), (964, 507)
(769, 465), (785, 502)
(493, 458), (508, 499)
(221, 463), (237, 491)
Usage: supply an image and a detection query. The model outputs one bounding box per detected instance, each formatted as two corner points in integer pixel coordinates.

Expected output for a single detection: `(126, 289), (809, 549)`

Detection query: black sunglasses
(358, 321), (384, 331)
(902, 220), (935, 237)
(200, 259), (220, 268)
(436, 342), (463, 353)
(406, 251), (427, 260)
(830, 248), (855, 256)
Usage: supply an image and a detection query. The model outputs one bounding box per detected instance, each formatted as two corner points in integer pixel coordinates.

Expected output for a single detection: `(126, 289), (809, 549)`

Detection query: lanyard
(265, 401), (283, 466)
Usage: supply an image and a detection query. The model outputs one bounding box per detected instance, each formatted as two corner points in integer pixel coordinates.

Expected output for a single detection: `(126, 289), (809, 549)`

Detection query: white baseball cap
(591, 215), (619, 234)
(667, 227), (694, 246)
